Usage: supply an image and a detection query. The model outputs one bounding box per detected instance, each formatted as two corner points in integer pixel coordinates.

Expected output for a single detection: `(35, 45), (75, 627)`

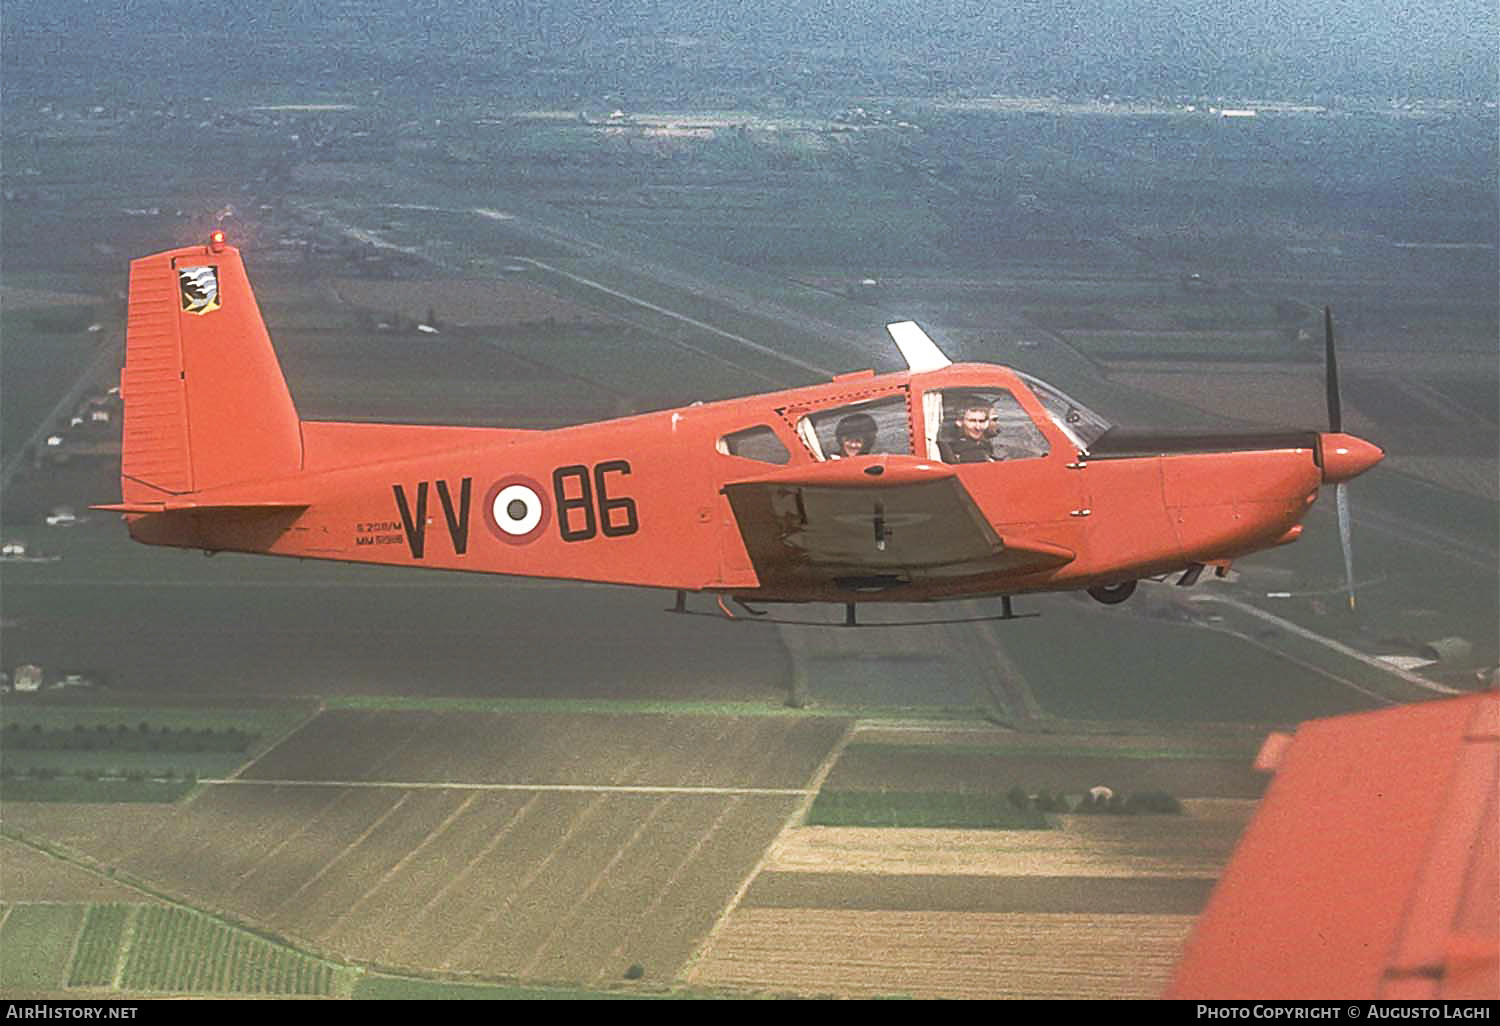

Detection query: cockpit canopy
(716, 371), (1112, 466)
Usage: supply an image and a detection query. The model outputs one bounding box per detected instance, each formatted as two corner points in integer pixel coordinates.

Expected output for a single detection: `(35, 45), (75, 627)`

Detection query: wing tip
(886, 321), (952, 373)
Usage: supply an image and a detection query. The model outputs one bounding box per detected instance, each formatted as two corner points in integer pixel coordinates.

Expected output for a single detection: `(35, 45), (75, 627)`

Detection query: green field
(120, 906), (349, 996)
(0, 311), (115, 449)
(0, 701), (315, 735)
(67, 905), (129, 988)
(0, 778), (198, 803)
(0, 902), (356, 997)
(3, 749), (236, 775)
(842, 739), (1262, 760)
(806, 789), (1051, 829)
(325, 693), (989, 722)
(0, 702), (315, 803)
(0, 904), (86, 992)
(1, 902), (701, 998)
(996, 597), (1394, 724)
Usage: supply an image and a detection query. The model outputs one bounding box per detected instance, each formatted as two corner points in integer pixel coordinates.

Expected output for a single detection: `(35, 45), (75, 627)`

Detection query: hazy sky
(3, 0), (1496, 99)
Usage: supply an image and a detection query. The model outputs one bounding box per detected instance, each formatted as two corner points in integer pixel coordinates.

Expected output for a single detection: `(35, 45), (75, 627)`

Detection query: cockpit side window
(930, 389), (1049, 464)
(1016, 373), (1112, 451)
(717, 425), (791, 465)
(797, 396), (912, 461)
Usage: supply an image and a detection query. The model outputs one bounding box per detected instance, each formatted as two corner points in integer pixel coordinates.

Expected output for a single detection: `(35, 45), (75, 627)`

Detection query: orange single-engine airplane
(99, 234), (1383, 624)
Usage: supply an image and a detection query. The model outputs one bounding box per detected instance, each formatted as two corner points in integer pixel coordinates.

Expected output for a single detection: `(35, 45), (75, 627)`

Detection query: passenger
(940, 403), (997, 463)
(832, 413), (878, 459)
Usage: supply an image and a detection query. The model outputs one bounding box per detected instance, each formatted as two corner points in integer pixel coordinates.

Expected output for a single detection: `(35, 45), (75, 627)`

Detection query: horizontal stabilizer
(93, 500), (308, 515)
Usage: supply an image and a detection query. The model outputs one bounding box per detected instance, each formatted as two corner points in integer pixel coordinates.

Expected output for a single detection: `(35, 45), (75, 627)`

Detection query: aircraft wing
(721, 457), (1073, 592)
(1167, 692), (1499, 1000)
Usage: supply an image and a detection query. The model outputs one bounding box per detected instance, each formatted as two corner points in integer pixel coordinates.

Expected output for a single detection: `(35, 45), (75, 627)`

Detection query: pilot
(832, 413), (877, 458)
(939, 403), (997, 463)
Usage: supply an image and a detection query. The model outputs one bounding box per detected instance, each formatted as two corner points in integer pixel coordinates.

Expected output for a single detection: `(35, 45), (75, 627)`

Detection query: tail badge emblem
(178, 266), (221, 315)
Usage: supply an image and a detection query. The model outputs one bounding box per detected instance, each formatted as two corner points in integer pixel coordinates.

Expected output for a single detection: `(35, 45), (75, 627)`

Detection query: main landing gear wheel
(1087, 580), (1137, 605)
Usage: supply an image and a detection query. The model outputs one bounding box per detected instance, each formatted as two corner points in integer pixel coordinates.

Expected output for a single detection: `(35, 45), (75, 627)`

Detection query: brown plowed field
(326, 790), (538, 964)
(242, 710), (848, 790)
(66, 785), (796, 984)
(688, 909), (1194, 999)
(0, 803), (179, 855)
(0, 838), (163, 905)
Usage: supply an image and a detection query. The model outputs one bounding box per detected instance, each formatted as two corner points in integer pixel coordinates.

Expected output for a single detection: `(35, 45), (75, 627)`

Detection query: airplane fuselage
(123, 363), (1333, 604)
(108, 240), (1381, 608)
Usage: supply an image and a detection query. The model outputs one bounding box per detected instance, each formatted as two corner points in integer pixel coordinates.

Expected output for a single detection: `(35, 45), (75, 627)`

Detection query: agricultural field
(825, 742), (1268, 798)
(2, 708), (1269, 998)
(0, 309), (117, 464)
(351, 975), (657, 1000)
(686, 810), (1246, 998)
(806, 790), (1050, 829)
(0, 836), (163, 905)
(1, 520), (797, 705)
(118, 905), (348, 995)
(0, 904), (87, 992)
(1109, 357), (1498, 501)
(686, 723), (1257, 999)
(0, 702), (314, 803)
(1, 710), (848, 988)
(67, 905), (129, 987)
(688, 909), (1195, 999)
(0, 902), (354, 997)
(760, 801), (1252, 880)
(248, 261), (657, 429)
(239, 708), (845, 788)
(328, 277), (617, 329)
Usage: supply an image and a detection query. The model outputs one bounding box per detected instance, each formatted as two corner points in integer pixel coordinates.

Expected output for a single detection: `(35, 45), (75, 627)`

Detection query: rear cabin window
(797, 396), (912, 461)
(926, 389), (1049, 464)
(718, 425), (791, 465)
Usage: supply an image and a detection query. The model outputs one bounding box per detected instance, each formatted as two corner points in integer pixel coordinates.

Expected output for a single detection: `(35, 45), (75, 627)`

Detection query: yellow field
(689, 909), (1195, 999)
(764, 803), (1253, 879)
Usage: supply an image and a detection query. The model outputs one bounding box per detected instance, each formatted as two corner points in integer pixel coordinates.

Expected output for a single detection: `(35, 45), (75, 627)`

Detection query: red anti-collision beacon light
(209, 230), (226, 253)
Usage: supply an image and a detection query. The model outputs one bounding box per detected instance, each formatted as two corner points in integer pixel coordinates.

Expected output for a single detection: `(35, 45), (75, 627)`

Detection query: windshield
(1016, 373), (1112, 451)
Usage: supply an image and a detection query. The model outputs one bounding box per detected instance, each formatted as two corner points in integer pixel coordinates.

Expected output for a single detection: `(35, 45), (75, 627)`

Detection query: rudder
(120, 237), (302, 500)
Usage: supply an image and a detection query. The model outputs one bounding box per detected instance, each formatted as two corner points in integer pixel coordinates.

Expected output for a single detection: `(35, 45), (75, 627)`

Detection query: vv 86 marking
(386, 460), (640, 558)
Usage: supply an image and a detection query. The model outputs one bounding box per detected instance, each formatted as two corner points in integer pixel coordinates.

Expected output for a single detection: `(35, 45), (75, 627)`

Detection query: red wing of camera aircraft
(99, 235), (1383, 624)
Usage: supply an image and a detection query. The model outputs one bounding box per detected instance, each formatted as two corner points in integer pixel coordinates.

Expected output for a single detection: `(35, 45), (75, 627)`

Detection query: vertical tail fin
(120, 238), (302, 501)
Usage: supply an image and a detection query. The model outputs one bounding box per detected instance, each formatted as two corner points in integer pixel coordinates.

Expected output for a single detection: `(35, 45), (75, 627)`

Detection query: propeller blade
(1336, 481), (1356, 610)
(1324, 306), (1342, 433)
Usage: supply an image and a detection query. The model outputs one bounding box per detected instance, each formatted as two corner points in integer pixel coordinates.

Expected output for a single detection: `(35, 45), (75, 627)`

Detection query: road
(0, 331), (122, 494)
(1187, 593), (1463, 699)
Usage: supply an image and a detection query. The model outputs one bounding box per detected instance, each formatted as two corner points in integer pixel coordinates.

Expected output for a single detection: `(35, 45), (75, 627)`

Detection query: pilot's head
(835, 412), (878, 457)
(958, 404), (993, 442)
